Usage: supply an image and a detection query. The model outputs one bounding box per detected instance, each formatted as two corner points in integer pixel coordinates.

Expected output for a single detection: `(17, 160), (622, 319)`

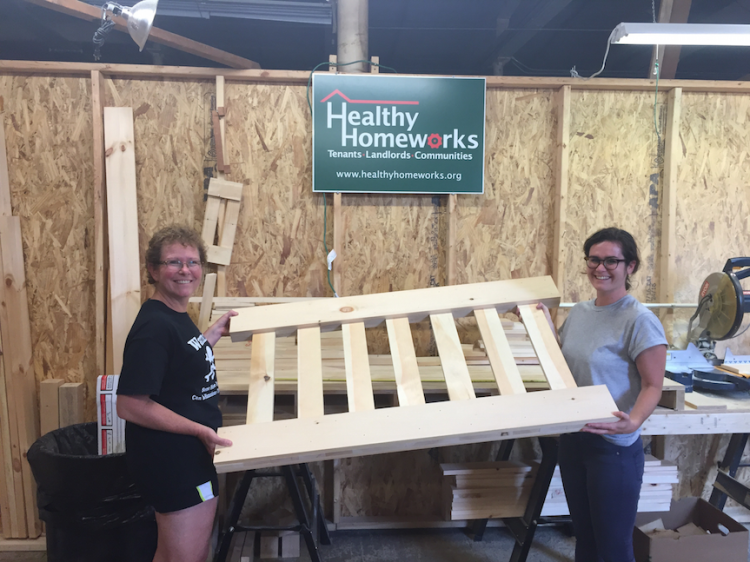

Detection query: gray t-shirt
(559, 294), (667, 447)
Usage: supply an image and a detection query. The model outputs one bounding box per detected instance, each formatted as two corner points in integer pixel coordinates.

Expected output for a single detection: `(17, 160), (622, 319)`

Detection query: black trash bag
(27, 422), (157, 562)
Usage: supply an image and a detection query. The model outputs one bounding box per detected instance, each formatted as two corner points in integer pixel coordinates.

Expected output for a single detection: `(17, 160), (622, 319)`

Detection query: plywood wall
(0, 76), (95, 401)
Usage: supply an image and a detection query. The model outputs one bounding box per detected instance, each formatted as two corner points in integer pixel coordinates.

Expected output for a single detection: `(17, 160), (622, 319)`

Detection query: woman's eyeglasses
(159, 260), (203, 270)
(584, 257), (626, 271)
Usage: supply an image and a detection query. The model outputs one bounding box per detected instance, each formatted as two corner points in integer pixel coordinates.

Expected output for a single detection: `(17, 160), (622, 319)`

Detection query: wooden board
(214, 385), (618, 473)
(474, 308), (526, 395)
(230, 276), (561, 340)
(40, 379), (64, 435)
(103, 107), (141, 375)
(386, 317), (425, 406)
(0, 216), (40, 537)
(59, 382), (85, 427)
(517, 305), (576, 390)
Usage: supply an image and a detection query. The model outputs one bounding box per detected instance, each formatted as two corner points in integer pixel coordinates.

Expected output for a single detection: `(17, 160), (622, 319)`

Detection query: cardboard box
(633, 498), (748, 562)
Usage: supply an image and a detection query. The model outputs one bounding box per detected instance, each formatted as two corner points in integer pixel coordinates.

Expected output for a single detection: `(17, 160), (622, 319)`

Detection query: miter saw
(665, 258), (750, 392)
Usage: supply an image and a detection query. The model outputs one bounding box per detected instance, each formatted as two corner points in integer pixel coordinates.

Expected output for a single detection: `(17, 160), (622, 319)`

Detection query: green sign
(312, 74), (486, 194)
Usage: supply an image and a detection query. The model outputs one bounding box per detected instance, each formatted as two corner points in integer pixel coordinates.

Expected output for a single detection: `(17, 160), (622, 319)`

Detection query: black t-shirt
(117, 299), (222, 431)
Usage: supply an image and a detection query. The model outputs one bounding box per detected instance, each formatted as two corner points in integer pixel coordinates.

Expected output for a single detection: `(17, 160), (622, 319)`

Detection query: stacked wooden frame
(214, 276), (618, 473)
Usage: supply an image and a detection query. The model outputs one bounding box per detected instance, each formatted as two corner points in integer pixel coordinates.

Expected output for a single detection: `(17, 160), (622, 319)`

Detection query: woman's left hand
(581, 411), (639, 435)
(204, 310), (238, 346)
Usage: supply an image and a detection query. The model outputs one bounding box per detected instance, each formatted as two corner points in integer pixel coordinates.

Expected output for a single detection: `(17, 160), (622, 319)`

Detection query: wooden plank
(430, 313), (475, 401)
(659, 87), (681, 344)
(552, 85), (570, 294)
(217, 199), (240, 258)
(91, 70), (107, 389)
(333, 192), (343, 296)
(104, 107), (141, 375)
(0, 216), (40, 537)
(684, 391), (728, 411)
(517, 305), (576, 390)
(202, 195), (221, 247)
(214, 385), (618, 473)
(0, 348), (22, 538)
(0, 113), (11, 216)
(247, 332), (275, 424)
(198, 273), (217, 333)
(230, 276), (561, 340)
(385, 317), (425, 406)
(207, 244), (232, 266)
(297, 326), (324, 419)
(212, 110), (228, 173)
(59, 382), (85, 427)
(208, 178), (243, 202)
(24, 0), (260, 69)
(447, 194), (457, 286)
(474, 308), (526, 396)
(40, 379), (64, 435)
(341, 322), (375, 412)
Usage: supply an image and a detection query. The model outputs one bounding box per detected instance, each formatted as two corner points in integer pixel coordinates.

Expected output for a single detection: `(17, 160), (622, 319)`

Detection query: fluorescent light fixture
(611, 23), (750, 46)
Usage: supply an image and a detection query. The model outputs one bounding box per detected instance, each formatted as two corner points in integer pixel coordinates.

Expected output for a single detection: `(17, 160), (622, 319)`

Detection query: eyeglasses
(584, 257), (627, 270)
(158, 259), (202, 270)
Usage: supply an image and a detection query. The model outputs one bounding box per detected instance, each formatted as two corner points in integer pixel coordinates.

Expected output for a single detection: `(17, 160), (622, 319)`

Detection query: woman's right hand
(196, 424), (233, 456)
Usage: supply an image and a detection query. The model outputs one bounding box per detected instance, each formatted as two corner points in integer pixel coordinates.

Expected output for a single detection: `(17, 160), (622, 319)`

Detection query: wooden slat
(447, 194), (457, 286)
(0, 346), (22, 538)
(0, 216), (40, 537)
(552, 85), (570, 294)
(208, 178), (243, 201)
(341, 322), (375, 412)
(659, 87), (682, 344)
(59, 382), (85, 427)
(24, 0), (260, 69)
(0, 114), (11, 216)
(218, 199), (240, 257)
(91, 70), (107, 389)
(214, 385), (618, 473)
(517, 305), (576, 390)
(230, 276), (561, 340)
(198, 273), (217, 333)
(212, 110), (227, 173)
(297, 327), (324, 419)
(474, 308), (526, 395)
(247, 332), (275, 424)
(386, 317), (425, 406)
(104, 107), (141, 375)
(202, 194), (221, 246)
(431, 313), (475, 401)
(207, 245), (232, 266)
(333, 192), (343, 296)
(40, 379), (64, 436)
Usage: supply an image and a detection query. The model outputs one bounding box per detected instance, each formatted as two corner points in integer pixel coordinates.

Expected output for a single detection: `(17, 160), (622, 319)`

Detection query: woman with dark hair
(537, 227), (667, 562)
(117, 225), (236, 562)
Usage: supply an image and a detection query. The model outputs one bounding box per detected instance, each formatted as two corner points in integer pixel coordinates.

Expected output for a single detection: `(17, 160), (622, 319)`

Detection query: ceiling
(2, 0), (750, 80)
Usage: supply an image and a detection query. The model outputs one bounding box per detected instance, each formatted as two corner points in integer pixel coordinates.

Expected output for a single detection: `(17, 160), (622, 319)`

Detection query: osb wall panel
(222, 84), (329, 298)
(104, 78), (214, 293)
(454, 89), (557, 284)
(564, 90), (665, 305)
(674, 92), (750, 352)
(0, 76), (95, 394)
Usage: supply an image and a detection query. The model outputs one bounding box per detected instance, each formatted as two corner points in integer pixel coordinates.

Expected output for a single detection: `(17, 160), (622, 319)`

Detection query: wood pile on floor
(441, 455), (677, 520)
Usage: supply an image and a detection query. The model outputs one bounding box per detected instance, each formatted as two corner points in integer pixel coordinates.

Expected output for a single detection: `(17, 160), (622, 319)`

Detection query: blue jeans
(558, 432), (644, 562)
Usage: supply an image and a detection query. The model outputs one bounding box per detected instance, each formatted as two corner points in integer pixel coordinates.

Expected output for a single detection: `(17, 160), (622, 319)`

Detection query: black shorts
(125, 424), (219, 513)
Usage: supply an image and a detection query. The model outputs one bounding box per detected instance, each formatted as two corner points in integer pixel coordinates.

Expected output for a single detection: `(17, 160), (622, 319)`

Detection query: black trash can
(27, 422), (157, 562)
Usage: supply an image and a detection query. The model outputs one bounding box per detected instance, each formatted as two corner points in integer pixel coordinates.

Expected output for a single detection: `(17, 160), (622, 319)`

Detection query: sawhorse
(468, 436), (560, 562)
(214, 463), (331, 562)
(709, 433), (750, 511)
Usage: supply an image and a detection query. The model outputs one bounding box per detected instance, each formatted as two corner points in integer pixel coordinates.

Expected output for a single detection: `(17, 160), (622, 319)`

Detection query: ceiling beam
(649, 0), (693, 79)
(23, 0), (260, 69)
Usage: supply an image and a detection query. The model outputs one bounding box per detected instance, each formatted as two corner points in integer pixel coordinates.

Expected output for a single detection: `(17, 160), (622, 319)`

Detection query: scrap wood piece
(230, 276), (562, 341)
(212, 110), (229, 173)
(198, 273), (217, 333)
(24, 0), (260, 69)
(0, 216), (41, 537)
(203, 178), (242, 266)
(214, 385), (618, 473)
(104, 107), (141, 375)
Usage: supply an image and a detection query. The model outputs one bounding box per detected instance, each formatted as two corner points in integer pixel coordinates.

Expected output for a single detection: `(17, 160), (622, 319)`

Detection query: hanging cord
(93, 19), (116, 61)
(306, 59), (398, 297)
(570, 29), (616, 79)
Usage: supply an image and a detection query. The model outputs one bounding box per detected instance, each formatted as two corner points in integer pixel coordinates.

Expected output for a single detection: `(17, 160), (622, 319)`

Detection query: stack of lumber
(441, 456), (677, 520)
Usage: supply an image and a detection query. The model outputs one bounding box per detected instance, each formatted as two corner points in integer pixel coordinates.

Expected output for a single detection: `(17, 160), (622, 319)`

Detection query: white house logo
(322, 89), (479, 152)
